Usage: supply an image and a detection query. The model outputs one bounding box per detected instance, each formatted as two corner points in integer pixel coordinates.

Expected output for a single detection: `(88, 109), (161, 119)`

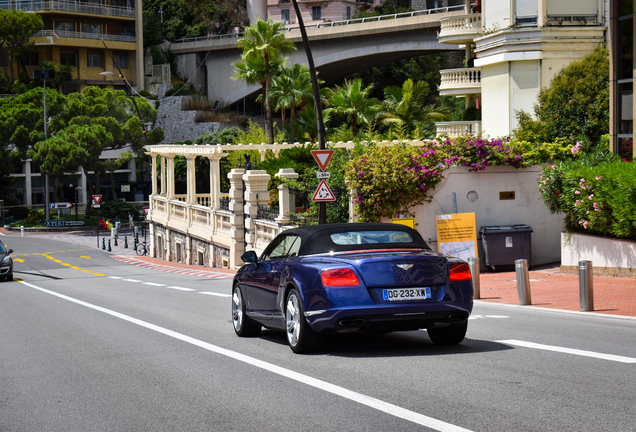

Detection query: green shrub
(7, 206), (29, 220)
(99, 199), (138, 222)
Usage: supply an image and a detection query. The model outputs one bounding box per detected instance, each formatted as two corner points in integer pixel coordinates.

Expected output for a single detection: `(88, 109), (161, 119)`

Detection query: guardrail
(0, 0), (135, 18)
(34, 29), (136, 43)
(174, 5), (465, 44)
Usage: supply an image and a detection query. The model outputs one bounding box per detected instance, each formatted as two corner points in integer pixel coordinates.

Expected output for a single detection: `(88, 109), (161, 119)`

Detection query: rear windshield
(330, 230), (413, 245)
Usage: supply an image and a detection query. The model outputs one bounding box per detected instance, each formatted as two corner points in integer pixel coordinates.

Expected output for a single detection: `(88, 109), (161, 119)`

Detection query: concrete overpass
(169, 7), (465, 107)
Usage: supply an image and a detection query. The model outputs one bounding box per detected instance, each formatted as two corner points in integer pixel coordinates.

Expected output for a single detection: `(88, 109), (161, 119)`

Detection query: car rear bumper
(305, 302), (472, 334)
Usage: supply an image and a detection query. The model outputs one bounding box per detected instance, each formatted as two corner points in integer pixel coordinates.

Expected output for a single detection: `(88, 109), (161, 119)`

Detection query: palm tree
(378, 79), (450, 135)
(233, 19), (296, 143)
(270, 64), (317, 143)
(324, 78), (381, 138)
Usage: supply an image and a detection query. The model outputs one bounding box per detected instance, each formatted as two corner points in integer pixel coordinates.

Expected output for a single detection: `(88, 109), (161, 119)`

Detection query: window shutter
(516, 0), (538, 19)
(547, 0), (597, 16)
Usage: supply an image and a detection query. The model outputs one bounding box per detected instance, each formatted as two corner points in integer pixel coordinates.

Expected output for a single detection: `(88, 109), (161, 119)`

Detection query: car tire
(232, 284), (261, 337)
(285, 289), (322, 354)
(427, 321), (468, 345)
(7, 270), (13, 281)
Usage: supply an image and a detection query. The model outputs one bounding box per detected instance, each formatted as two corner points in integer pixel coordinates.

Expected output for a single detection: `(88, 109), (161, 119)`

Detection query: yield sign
(312, 179), (336, 202)
(92, 195), (102, 205)
(143, 206), (150, 217)
(311, 149), (334, 171)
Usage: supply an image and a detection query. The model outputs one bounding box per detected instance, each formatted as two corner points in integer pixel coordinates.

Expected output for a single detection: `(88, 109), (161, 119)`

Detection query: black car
(0, 239), (13, 281)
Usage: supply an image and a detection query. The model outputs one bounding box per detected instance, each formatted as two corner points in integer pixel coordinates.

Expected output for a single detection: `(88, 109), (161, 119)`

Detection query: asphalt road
(1, 236), (635, 432)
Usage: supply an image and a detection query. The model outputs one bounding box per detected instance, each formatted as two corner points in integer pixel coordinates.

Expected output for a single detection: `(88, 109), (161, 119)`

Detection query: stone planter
(561, 232), (636, 278)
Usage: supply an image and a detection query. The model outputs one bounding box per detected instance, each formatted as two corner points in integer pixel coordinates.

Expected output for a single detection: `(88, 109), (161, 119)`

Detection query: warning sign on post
(435, 213), (478, 261)
(312, 179), (336, 202)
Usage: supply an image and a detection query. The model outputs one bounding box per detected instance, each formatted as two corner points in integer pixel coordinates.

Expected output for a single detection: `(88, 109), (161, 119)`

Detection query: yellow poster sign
(435, 213), (478, 261)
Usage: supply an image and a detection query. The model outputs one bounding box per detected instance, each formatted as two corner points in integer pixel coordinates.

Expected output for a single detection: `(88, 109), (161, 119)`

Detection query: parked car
(232, 223), (474, 353)
(0, 239), (14, 282)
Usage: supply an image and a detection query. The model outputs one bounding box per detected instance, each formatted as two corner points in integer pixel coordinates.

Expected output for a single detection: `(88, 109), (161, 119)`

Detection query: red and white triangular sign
(312, 179), (336, 202)
(311, 150), (335, 171)
(92, 195), (102, 205)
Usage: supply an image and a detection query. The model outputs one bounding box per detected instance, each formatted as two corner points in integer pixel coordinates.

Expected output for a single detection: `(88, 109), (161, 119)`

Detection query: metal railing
(0, 0), (135, 18)
(174, 5), (466, 44)
(33, 29), (136, 43)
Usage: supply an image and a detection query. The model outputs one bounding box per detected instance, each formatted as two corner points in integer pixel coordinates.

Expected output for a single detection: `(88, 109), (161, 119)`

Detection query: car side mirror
(241, 251), (258, 263)
(7, 249), (13, 254)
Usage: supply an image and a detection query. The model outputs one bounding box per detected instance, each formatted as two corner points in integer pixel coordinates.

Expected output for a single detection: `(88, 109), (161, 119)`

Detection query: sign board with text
(435, 213), (478, 261)
(50, 202), (72, 209)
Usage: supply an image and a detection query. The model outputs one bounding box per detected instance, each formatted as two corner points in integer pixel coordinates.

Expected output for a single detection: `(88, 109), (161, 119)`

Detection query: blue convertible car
(232, 223), (473, 353)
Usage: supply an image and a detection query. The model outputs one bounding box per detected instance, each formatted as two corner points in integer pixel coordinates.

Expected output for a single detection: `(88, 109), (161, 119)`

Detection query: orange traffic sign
(92, 195), (102, 205)
(311, 150), (335, 171)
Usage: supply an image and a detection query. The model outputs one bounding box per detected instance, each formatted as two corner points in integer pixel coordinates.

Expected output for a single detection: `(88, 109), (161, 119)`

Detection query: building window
(81, 23), (101, 34)
(55, 21), (75, 32)
(312, 6), (321, 20)
(114, 52), (128, 69)
(23, 52), (39, 66)
(281, 9), (290, 24)
(346, 6), (351, 20)
(60, 52), (77, 67)
(88, 52), (102, 68)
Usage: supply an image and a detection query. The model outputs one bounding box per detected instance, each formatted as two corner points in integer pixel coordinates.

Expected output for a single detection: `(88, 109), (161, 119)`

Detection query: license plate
(383, 287), (431, 301)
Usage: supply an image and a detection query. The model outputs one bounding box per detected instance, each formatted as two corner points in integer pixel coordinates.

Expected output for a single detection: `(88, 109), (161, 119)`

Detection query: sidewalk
(2, 228), (634, 318)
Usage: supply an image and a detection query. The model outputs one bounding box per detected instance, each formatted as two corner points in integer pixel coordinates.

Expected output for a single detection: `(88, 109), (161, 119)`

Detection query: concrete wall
(561, 232), (636, 277)
(393, 165), (564, 267)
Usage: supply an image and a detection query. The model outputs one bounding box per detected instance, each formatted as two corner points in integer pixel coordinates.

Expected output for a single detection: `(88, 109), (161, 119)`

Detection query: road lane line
(166, 286), (196, 292)
(123, 279), (142, 283)
(199, 292), (231, 297)
(497, 340), (636, 364)
(143, 282), (166, 287)
(18, 280), (473, 432)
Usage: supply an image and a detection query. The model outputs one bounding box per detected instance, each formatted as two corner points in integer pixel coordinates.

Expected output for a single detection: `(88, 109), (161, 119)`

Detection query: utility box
(480, 225), (533, 269)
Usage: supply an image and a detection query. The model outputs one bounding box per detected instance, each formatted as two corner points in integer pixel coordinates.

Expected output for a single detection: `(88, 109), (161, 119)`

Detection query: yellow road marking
(54, 260), (62, 263)
(13, 258), (24, 263)
(79, 256), (91, 259)
(81, 269), (93, 273)
(62, 263), (71, 266)
(93, 273), (106, 277)
(71, 266), (81, 270)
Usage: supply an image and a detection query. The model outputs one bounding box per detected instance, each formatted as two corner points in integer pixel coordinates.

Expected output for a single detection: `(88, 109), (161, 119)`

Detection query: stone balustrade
(439, 67), (481, 95)
(438, 13), (482, 44)
(436, 121), (482, 138)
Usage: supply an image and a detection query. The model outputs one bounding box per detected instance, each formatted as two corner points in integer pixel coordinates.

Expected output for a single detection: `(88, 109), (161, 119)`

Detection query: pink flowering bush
(537, 150), (636, 239)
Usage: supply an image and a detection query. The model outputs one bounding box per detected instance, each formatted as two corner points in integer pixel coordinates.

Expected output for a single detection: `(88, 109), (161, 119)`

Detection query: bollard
(20, 226), (24, 236)
(515, 259), (532, 305)
(108, 239), (111, 252)
(114, 236), (118, 247)
(102, 238), (106, 250)
(468, 256), (480, 299)
(124, 236), (128, 249)
(579, 260), (594, 312)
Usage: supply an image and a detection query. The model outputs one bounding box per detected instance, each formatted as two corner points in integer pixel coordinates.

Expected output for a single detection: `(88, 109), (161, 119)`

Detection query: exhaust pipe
(339, 318), (366, 327)
(448, 313), (467, 322)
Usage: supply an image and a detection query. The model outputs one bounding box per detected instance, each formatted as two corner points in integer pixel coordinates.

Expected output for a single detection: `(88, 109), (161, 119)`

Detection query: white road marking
(143, 282), (166, 287)
(199, 292), (231, 297)
(19, 280), (472, 432)
(166, 286), (196, 292)
(497, 340), (636, 364)
(123, 279), (142, 283)
(109, 276), (123, 279)
(469, 315), (509, 320)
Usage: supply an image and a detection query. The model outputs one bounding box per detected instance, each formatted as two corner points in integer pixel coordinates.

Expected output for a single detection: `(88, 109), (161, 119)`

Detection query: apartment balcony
(436, 121), (482, 138)
(1, 0), (135, 19)
(438, 13), (481, 45)
(33, 29), (135, 44)
(438, 67), (481, 96)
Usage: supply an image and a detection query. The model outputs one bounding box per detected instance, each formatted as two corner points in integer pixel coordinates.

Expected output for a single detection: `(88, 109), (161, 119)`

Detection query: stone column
(275, 168), (299, 225)
(185, 155), (197, 204)
(149, 153), (158, 197)
(79, 169), (87, 204)
(160, 156), (167, 196)
(242, 170), (271, 250)
(166, 154), (175, 199)
(24, 160), (32, 206)
(228, 168), (245, 268)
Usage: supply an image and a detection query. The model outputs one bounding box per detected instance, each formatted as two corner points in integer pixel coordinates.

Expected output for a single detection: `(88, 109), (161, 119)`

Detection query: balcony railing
(438, 67), (481, 95)
(438, 13), (482, 44)
(34, 29), (136, 43)
(436, 121), (482, 138)
(0, 0), (135, 18)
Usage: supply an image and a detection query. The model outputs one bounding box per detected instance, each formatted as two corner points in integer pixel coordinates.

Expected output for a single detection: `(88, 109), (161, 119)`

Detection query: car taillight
(449, 263), (472, 282)
(321, 268), (360, 287)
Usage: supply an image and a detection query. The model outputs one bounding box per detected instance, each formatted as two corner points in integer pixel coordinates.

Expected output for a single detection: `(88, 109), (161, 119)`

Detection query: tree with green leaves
(270, 64), (318, 143)
(0, 9), (44, 85)
(378, 78), (450, 137)
(324, 78), (381, 138)
(514, 46), (609, 145)
(233, 19), (296, 144)
(28, 86), (163, 217)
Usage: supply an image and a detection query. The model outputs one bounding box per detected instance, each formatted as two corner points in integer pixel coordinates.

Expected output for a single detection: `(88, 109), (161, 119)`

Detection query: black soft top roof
(279, 223), (430, 256)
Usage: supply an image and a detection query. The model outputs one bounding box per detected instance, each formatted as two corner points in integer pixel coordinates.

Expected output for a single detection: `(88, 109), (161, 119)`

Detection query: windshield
(330, 230), (414, 245)
(0, 242), (5, 253)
